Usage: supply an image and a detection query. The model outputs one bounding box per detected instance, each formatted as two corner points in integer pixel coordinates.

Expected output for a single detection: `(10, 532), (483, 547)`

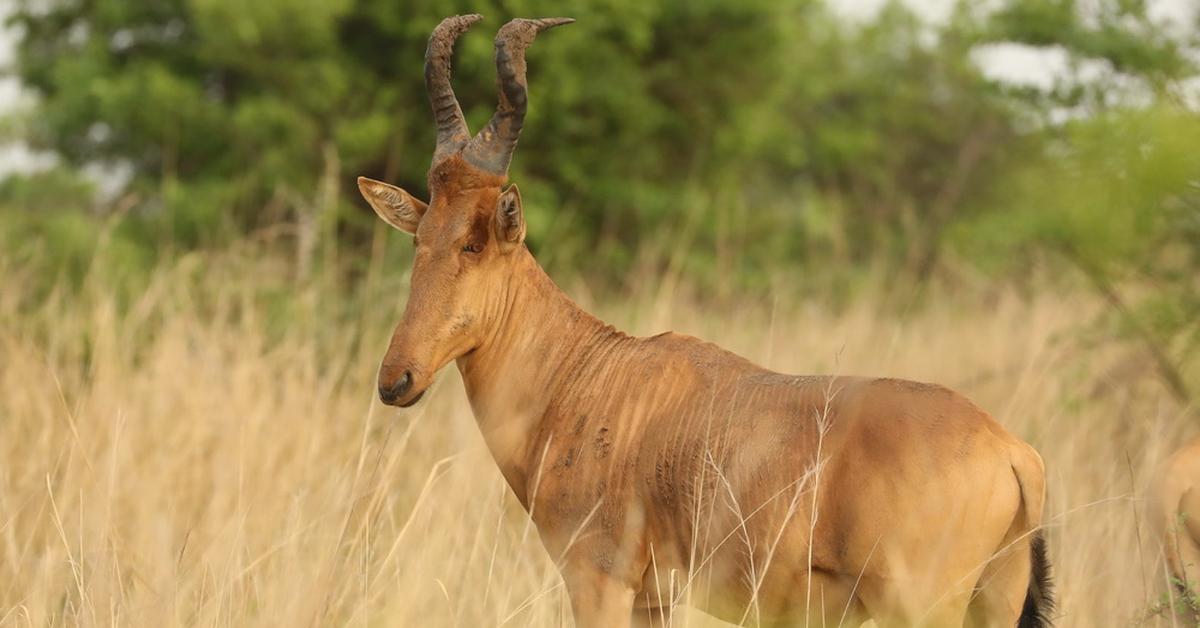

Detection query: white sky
(834, 0), (1195, 24)
(0, 4), (45, 175)
(0, 0), (1196, 174)
(835, 0), (1197, 89)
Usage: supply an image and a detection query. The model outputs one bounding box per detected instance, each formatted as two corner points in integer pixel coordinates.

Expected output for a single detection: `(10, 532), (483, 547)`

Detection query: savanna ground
(0, 242), (1194, 627)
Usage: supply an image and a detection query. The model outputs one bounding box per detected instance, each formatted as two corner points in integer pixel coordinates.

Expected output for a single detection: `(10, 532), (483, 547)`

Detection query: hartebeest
(1153, 436), (1200, 623)
(357, 15), (1053, 627)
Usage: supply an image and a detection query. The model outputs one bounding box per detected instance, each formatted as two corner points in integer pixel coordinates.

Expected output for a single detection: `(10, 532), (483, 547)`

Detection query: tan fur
(1153, 436), (1200, 623)
(358, 151), (1048, 627)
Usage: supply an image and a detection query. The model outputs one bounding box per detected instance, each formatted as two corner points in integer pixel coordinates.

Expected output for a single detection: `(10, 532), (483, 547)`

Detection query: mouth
(397, 388), (426, 408)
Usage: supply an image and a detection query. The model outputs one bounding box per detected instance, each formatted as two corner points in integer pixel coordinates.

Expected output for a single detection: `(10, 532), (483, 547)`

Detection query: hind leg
(966, 534), (1031, 628)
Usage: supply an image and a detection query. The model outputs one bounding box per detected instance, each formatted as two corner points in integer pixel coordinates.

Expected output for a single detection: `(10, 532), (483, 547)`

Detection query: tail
(1017, 530), (1055, 628)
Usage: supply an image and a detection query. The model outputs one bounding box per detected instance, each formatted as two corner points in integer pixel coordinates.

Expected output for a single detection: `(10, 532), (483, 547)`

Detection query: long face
(356, 14), (569, 407)
(358, 160), (528, 407)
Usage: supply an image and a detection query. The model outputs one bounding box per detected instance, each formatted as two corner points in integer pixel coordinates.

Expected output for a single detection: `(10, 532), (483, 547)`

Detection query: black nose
(379, 371), (413, 404)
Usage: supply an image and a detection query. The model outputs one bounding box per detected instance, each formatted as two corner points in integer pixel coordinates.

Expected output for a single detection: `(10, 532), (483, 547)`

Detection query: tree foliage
(2, 0), (1198, 390)
(0, 1), (1056, 267)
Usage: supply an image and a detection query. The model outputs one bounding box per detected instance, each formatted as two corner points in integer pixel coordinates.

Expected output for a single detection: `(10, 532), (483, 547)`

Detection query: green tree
(4, 0), (805, 274)
(952, 0), (1200, 401)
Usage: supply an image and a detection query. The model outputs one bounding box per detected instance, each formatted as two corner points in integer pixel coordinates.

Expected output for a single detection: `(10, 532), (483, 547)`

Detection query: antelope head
(358, 15), (572, 407)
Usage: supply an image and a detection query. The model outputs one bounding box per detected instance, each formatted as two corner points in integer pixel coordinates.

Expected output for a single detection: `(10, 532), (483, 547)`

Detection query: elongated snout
(378, 370), (413, 406)
(376, 256), (475, 408)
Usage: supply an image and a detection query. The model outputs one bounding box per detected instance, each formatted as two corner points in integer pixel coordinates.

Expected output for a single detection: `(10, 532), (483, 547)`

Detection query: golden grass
(0, 247), (1194, 627)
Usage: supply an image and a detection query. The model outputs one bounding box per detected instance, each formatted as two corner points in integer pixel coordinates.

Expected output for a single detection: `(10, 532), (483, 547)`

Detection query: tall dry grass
(0, 245), (1194, 627)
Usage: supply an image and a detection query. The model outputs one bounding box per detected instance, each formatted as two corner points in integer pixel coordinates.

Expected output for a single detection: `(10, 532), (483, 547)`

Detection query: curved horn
(426, 14), (483, 164)
(463, 17), (574, 174)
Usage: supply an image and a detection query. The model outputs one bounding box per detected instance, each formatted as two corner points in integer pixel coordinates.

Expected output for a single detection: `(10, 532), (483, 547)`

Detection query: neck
(456, 248), (623, 506)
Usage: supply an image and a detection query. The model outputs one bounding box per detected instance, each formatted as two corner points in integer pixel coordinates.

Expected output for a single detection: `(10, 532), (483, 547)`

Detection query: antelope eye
(462, 243), (483, 254)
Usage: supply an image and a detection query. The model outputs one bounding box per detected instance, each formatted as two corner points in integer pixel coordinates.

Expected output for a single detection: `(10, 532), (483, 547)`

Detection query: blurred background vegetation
(1, 0), (1198, 400)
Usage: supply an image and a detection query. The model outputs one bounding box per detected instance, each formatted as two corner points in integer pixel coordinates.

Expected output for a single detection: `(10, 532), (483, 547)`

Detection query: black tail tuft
(1018, 531), (1055, 628)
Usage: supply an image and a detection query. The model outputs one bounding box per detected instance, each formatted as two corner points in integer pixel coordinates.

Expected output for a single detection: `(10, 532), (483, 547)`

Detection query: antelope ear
(495, 184), (525, 250)
(357, 176), (428, 234)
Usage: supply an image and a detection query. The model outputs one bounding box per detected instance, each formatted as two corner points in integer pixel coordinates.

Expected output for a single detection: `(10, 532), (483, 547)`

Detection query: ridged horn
(426, 14), (482, 164)
(463, 17), (574, 174)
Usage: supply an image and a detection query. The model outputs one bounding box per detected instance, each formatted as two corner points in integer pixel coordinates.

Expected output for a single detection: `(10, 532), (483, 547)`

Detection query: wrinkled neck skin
(456, 247), (624, 507)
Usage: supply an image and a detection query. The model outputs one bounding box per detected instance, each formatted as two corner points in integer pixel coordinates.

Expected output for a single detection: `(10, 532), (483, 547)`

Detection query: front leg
(530, 458), (653, 626)
(561, 565), (638, 628)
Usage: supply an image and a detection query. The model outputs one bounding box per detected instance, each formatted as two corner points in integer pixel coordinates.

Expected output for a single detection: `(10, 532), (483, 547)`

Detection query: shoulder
(639, 331), (754, 364)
